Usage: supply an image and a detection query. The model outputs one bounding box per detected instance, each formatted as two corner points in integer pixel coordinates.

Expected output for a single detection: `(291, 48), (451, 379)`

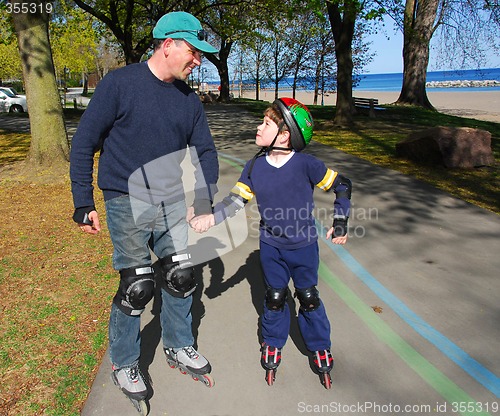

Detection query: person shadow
(190, 236), (227, 345)
(202, 248), (309, 357)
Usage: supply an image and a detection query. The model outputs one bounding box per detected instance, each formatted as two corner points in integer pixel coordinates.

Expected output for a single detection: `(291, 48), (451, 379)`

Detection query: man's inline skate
(261, 343), (282, 386)
(313, 349), (334, 389)
(111, 364), (149, 415)
(164, 346), (215, 387)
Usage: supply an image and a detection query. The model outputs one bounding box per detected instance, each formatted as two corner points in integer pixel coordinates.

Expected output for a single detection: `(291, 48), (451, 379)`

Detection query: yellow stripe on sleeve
(231, 181), (254, 201)
(316, 169), (337, 191)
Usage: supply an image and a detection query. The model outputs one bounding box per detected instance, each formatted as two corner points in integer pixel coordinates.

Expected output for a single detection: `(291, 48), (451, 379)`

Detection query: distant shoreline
(229, 88), (500, 123)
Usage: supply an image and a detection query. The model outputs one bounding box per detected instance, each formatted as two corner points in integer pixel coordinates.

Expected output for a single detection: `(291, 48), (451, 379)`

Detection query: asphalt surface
(2, 104), (499, 416)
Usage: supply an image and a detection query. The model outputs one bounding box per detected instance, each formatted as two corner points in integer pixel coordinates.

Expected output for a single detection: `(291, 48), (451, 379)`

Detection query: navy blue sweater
(214, 152), (351, 249)
(70, 62), (219, 211)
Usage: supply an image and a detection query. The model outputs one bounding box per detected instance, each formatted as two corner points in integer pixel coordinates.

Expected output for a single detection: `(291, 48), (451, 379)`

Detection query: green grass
(234, 99), (500, 214)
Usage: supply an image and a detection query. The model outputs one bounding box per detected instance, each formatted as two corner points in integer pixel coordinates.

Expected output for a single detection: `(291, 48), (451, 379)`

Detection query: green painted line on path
(319, 261), (490, 416)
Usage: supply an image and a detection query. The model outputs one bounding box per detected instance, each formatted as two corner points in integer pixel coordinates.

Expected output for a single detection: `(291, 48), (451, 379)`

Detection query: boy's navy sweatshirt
(70, 62), (219, 210)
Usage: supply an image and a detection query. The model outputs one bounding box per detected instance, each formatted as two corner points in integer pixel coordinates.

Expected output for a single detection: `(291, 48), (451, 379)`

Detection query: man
(70, 11), (219, 402)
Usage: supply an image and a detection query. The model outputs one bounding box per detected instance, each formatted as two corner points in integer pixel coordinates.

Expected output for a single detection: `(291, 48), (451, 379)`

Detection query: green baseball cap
(152, 11), (218, 54)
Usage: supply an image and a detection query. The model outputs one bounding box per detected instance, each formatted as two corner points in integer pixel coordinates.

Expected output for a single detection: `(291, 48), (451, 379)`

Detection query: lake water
(355, 68), (500, 92)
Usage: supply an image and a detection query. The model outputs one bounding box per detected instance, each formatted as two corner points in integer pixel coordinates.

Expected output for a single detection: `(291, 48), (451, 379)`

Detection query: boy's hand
(186, 206), (195, 223)
(190, 214), (215, 233)
(326, 227), (347, 245)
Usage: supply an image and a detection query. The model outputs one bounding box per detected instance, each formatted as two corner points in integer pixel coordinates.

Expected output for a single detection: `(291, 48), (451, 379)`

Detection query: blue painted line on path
(218, 152), (500, 397)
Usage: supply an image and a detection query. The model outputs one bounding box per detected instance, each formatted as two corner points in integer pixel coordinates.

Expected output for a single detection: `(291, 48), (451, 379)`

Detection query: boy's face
(256, 115), (280, 147)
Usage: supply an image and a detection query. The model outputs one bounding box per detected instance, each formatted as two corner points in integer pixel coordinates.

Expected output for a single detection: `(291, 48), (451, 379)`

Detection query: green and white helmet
(274, 97), (314, 151)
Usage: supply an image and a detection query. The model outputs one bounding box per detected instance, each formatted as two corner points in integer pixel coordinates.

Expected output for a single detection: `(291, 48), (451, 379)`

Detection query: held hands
(186, 206), (215, 233)
(189, 214), (215, 233)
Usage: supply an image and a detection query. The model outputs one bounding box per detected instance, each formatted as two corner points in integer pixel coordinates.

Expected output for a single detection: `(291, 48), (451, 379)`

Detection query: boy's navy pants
(259, 241), (331, 351)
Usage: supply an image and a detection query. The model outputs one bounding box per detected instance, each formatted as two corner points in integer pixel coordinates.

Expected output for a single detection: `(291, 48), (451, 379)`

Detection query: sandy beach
(232, 89), (500, 123)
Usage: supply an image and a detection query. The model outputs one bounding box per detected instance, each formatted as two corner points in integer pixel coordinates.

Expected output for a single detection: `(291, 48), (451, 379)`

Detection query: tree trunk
(11, 0), (69, 167)
(396, 0), (440, 109)
(206, 40), (232, 102)
(327, 1), (357, 127)
(255, 64), (260, 101)
(82, 71), (89, 95)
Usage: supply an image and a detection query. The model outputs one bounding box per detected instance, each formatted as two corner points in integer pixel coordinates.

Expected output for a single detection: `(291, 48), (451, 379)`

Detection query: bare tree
(10, 0), (69, 167)
(432, 0), (500, 71)
(287, 10), (317, 100)
(264, 22), (296, 100)
(238, 31), (271, 101)
(310, 14), (351, 106)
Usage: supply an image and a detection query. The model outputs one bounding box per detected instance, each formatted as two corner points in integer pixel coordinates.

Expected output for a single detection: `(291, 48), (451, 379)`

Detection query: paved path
(3, 105), (499, 415)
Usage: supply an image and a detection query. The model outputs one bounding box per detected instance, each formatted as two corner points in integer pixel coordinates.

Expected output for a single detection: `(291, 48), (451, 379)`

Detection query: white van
(0, 88), (28, 113)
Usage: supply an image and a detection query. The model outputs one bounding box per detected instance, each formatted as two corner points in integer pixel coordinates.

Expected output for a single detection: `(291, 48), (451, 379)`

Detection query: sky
(364, 29), (403, 74)
(364, 25), (500, 75)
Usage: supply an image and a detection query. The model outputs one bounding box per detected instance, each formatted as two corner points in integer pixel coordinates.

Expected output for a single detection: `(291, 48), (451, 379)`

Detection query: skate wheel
(131, 399), (148, 415)
(201, 373), (215, 388)
(179, 369), (187, 375)
(138, 400), (148, 415)
(322, 373), (332, 389)
(266, 370), (275, 386)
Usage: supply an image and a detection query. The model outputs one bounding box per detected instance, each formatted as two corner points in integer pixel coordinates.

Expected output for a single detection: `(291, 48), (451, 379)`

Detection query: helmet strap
(267, 123), (292, 152)
(270, 146), (293, 151)
(248, 131), (279, 179)
(247, 125), (292, 179)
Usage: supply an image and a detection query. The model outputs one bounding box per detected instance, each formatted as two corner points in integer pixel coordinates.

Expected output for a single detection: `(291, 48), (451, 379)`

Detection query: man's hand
(78, 210), (101, 234)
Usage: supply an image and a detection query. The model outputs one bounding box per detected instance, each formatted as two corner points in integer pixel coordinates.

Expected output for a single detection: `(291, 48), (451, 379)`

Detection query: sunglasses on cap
(163, 29), (207, 41)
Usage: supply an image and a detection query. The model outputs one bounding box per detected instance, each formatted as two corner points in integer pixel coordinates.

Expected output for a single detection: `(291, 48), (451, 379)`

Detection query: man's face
(168, 40), (203, 81)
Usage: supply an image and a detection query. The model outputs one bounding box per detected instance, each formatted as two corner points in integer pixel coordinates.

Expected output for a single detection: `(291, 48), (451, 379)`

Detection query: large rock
(396, 126), (494, 168)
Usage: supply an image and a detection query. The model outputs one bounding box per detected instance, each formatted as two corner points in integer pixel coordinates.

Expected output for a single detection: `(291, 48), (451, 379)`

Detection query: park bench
(353, 97), (385, 117)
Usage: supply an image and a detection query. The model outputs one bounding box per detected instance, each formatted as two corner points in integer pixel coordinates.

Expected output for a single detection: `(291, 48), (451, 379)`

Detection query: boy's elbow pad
(335, 174), (352, 200)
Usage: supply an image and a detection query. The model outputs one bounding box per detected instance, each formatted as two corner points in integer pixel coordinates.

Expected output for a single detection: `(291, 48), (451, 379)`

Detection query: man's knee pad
(295, 286), (321, 312)
(265, 287), (287, 311)
(160, 252), (196, 298)
(113, 266), (155, 316)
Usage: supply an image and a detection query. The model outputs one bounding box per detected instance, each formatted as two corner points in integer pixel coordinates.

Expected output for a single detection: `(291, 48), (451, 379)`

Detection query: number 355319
(5, 2), (54, 14)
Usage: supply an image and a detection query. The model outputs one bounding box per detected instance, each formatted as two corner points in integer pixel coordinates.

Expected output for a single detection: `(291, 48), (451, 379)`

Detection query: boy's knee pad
(113, 266), (155, 316)
(265, 287), (287, 311)
(159, 252), (196, 298)
(295, 286), (321, 312)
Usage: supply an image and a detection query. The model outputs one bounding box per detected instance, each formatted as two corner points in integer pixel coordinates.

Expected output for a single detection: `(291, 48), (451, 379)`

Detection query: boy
(190, 98), (352, 388)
